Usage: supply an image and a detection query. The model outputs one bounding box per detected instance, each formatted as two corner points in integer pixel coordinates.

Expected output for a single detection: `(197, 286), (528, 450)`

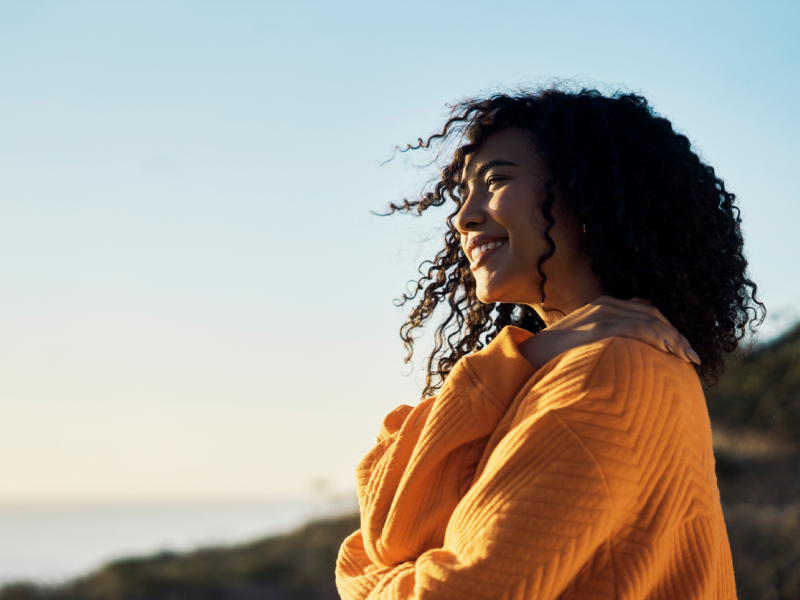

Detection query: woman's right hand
(517, 295), (700, 369)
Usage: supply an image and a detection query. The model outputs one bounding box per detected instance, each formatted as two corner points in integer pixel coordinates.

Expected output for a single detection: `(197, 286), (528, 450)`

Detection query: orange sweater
(336, 327), (737, 599)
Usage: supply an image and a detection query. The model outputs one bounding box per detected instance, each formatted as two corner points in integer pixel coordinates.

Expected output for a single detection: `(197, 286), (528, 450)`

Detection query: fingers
(590, 296), (699, 363)
(567, 295), (701, 364)
(613, 316), (700, 365)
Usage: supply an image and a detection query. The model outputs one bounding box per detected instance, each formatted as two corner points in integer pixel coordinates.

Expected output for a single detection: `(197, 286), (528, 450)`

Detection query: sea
(0, 498), (357, 586)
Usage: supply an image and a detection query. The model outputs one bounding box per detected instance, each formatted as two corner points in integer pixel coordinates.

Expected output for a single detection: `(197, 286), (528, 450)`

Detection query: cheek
(548, 215), (584, 258)
(510, 220), (549, 268)
(499, 191), (548, 241)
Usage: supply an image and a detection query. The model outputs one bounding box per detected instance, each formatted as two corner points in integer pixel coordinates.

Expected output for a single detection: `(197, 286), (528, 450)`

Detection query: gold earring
(582, 224), (587, 233)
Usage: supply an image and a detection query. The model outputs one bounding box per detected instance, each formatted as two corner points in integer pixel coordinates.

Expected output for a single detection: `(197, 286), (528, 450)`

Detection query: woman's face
(455, 128), (601, 319)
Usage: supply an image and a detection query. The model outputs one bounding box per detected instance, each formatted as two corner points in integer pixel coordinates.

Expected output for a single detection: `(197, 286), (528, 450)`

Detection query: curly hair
(385, 86), (765, 398)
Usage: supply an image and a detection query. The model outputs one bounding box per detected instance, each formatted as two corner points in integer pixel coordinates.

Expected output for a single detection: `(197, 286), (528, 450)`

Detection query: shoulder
(587, 336), (701, 391)
(544, 335), (699, 391)
(517, 336), (704, 418)
(510, 337), (713, 489)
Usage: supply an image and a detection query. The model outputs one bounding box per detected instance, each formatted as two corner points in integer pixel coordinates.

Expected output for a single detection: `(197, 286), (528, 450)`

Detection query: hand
(517, 296), (700, 369)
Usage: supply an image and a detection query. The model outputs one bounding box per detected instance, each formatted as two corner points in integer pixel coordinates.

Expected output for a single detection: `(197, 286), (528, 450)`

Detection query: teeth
(470, 240), (505, 261)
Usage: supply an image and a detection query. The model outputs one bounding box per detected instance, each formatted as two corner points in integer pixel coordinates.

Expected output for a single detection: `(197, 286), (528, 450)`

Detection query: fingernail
(685, 347), (701, 364)
(664, 340), (676, 354)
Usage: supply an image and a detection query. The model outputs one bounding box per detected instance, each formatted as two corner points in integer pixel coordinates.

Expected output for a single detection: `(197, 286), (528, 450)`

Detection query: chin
(475, 279), (537, 306)
(473, 269), (534, 305)
(475, 283), (507, 305)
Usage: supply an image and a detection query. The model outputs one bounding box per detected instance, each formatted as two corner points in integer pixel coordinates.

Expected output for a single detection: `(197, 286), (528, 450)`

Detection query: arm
(339, 336), (717, 600)
(338, 409), (615, 600)
(353, 326), (537, 568)
(355, 294), (696, 555)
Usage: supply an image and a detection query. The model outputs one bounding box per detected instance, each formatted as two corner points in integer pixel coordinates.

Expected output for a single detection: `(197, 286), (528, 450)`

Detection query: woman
(336, 87), (763, 599)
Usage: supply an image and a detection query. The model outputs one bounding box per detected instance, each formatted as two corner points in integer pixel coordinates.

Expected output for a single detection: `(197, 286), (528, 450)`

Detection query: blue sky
(1, 0), (798, 503)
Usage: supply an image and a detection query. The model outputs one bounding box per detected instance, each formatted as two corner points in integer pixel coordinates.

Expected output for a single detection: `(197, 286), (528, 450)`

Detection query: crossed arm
(336, 329), (618, 600)
(337, 403), (615, 600)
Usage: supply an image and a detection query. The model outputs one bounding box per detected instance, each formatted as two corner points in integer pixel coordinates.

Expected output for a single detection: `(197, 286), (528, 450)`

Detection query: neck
(527, 279), (605, 327)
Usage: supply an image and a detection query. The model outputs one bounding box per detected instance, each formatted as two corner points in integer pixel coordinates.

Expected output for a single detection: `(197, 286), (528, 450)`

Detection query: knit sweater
(335, 326), (737, 599)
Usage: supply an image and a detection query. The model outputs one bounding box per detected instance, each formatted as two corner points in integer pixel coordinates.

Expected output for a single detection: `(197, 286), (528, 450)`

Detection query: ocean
(0, 499), (356, 586)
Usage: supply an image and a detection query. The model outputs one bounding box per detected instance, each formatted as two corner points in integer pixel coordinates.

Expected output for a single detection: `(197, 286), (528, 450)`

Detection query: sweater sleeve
(337, 410), (615, 600)
(348, 327), (537, 569)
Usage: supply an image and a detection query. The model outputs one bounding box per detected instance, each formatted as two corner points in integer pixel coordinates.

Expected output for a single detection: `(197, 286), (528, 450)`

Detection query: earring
(582, 224), (587, 233)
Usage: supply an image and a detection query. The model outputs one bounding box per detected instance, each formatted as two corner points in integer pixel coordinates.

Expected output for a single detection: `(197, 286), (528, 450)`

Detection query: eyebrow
(467, 159), (519, 183)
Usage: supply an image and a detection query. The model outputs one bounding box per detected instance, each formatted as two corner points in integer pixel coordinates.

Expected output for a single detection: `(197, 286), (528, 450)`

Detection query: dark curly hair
(384, 86), (765, 398)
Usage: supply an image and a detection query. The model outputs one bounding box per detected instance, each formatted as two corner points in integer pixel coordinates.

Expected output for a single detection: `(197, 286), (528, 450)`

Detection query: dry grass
(712, 422), (799, 460)
(725, 503), (800, 600)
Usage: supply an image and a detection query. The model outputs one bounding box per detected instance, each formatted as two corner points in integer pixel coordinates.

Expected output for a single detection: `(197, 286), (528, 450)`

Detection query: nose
(454, 188), (486, 234)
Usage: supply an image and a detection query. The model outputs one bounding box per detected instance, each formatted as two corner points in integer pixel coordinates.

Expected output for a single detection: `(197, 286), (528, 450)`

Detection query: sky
(1, 0), (798, 504)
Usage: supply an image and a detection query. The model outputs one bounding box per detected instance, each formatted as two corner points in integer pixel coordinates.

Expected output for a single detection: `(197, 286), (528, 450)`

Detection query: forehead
(462, 128), (539, 178)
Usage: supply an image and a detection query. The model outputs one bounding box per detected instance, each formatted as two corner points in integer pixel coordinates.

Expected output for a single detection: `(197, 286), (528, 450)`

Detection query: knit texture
(336, 326), (737, 599)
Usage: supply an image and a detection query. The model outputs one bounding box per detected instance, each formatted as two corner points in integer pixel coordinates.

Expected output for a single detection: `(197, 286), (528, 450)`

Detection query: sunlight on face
(455, 128), (601, 316)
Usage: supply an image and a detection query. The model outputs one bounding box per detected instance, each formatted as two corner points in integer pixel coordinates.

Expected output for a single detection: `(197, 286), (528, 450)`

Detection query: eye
(486, 175), (507, 190)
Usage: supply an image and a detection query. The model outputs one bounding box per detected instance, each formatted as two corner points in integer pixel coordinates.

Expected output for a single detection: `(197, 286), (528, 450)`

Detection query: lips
(470, 239), (506, 261)
(466, 236), (508, 270)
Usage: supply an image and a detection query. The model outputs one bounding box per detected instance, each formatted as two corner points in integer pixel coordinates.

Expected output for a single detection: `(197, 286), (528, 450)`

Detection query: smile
(470, 239), (506, 262)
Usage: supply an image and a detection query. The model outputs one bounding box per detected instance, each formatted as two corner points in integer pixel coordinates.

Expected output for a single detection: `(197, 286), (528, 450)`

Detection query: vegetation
(0, 513), (360, 600)
(706, 322), (800, 440)
(2, 323), (798, 600)
(707, 322), (800, 600)
(725, 504), (800, 600)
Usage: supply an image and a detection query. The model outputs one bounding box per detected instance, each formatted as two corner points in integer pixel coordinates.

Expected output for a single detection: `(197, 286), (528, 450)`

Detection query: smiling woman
(335, 86), (764, 599)
(456, 129), (600, 314)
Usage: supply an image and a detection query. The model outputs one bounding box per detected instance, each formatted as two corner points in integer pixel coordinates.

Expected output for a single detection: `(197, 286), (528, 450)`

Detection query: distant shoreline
(0, 498), (356, 587)
(0, 511), (361, 600)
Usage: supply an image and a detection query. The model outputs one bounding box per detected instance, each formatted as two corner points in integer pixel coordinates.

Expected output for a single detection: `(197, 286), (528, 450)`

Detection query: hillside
(3, 324), (799, 600)
(706, 322), (800, 599)
(1, 513), (361, 600)
(706, 322), (800, 439)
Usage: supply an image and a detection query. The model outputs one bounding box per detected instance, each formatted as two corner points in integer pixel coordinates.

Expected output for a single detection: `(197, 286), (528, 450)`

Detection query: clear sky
(1, 0), (798, 504)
